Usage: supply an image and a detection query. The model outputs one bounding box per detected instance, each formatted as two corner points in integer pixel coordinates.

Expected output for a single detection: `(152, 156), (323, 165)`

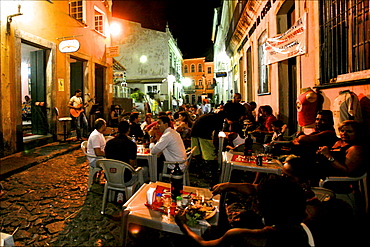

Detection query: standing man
(68, 89), (89, 141)
(191, 111), (226, 186)
(223, 93), (247, 137)
(148, 116), (187, 176)
(86, 118), (107, 168)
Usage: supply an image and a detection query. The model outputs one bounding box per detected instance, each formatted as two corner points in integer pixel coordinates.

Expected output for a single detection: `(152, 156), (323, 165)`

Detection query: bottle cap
(156, 193), (162, 197)
(176, 196), (182, 201)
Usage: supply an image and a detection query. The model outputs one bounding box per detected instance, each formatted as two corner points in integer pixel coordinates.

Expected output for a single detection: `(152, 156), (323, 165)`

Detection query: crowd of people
(80, 91), (368, 247)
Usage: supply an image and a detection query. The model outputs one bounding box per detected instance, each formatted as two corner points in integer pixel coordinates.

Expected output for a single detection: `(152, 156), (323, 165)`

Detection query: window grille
(184, 65), (188, 73)
(258, 31), (269, 94)
(95, 10), (104, 34)
(319, 0), (369, 84)
(70, 0), (83, 22)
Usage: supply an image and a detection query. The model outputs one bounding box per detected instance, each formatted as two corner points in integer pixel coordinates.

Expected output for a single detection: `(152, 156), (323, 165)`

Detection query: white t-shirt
(69, 95), (83, 108)
(87, 129), (106, 167)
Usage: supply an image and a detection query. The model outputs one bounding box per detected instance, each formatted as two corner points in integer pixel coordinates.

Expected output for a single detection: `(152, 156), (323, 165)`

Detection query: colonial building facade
(111, 18), (183, 112)
(182, 57), (215, 105)
(1, 0), (115, 157)
(213, 0), (370, 135)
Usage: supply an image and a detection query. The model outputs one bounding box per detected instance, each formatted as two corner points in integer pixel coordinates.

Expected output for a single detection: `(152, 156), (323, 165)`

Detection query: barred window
(184, 65), (188, 73)
(94, 9), (104, 34)
(207, 66), (212, 74)
(69, 0), (83, 22)
(320, 0), (370, 84)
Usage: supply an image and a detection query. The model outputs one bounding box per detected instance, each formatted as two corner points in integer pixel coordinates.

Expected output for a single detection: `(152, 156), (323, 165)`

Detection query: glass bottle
(244, 133), (253, 157)
(170, 163), (183, 201)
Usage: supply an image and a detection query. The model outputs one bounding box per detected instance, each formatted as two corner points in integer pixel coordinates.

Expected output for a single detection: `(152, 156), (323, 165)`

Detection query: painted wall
(0, 0), (113, 156)
(111, 17), (169, 80)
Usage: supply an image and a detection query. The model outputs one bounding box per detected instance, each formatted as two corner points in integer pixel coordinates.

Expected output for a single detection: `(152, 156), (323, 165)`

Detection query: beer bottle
(170, 163), (183, 201)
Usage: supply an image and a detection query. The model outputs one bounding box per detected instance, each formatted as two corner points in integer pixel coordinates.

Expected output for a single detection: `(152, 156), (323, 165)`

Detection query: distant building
(111, 18), (183, 112)
(182, 57), (215, 105)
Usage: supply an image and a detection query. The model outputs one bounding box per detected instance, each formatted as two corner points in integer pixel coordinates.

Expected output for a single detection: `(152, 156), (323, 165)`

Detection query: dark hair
(130, 112), (139, 122)
(179, 111), (193, 128)
(272, 120), (284, 128)
(249, 101), (257, 107)
(257, 176), (307, 225)
(94, 118), (106, 130)
(158, 111), (167, 117)
(75, 89), (82, 94)
(158, 116), (171, 125)
(317, 110), (334, 126)
(173, 111), (179, 120)
(261, 105), (273, 115)
(118, 120), (130, 134)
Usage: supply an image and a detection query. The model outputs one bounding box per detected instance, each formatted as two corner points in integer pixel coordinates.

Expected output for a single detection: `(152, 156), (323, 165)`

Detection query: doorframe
(15, 30), (56, 146)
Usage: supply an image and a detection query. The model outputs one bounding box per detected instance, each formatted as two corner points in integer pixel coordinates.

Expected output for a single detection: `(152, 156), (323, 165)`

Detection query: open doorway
(21, 42), (49, 139)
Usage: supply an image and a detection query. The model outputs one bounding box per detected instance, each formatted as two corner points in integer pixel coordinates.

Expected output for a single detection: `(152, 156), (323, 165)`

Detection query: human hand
(317, 146), (330, 158)
(211, 183), (229, 195)
(175, 209), (187, 226)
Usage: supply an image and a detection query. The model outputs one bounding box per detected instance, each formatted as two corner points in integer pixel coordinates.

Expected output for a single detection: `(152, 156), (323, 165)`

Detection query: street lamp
(181, 78), (191, 87)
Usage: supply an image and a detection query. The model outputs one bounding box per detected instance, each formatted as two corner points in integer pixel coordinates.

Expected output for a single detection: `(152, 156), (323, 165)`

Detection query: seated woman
(109, 105), (121, 127)
(175, 111), (193, 148)
(316, 120), (367, 178)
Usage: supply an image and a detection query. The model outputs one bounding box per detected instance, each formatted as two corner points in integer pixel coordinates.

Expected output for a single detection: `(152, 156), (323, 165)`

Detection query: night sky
(112, 0), (221, 60)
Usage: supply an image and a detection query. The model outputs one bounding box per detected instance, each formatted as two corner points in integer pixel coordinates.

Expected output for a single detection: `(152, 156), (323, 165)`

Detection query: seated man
(148, 116), (187, 177)
(105, 120), (149, 183)
(87, 118), (107, 168)
(129, 112), (144, 142)
(291, 110), (338, 164)
(105, 121), (137, 167)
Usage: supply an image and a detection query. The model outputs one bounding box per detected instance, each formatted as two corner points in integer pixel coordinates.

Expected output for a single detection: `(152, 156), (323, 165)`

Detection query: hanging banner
(264, 12), (307, 65)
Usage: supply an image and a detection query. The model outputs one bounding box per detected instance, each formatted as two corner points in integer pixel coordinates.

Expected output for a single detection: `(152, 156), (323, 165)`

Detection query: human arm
(175, 210), (269, 247)
(94, 147), (105, 157)
(317, 145), (366, 176)
(211, 182), (258, 196)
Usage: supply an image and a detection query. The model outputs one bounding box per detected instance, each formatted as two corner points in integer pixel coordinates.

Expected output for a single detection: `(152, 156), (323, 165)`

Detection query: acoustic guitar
(70, 98), (94, 118)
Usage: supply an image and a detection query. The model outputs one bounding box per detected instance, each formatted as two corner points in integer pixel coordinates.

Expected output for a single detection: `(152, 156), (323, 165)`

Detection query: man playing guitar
(68, 89), (89, 141)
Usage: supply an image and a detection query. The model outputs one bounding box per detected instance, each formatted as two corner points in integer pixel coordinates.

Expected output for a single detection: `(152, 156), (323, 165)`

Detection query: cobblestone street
(0, 149), (123, 246)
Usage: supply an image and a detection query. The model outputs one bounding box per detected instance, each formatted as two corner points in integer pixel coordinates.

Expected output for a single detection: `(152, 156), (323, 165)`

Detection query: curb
(0, 142), (81, 180)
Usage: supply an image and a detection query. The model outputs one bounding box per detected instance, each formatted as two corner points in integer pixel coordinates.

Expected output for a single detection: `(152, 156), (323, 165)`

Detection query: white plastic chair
(97, 159), (144, 214)
(319, 172), (368, 215)
(81, 141), (103, 191)
(159, 146), (196, 186)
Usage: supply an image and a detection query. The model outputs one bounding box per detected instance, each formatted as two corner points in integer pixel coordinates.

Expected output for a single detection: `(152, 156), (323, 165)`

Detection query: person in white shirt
(148, 116), (187, 173)
(87, 118), (107, 168)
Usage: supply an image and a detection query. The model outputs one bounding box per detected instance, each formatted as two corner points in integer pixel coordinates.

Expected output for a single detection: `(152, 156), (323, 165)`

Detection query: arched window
(258, 30), (269, 94)
(184, 65), (188, 73)
(191, 64), (195, 73)
(198, 79), (202, 85)
(198, 64), (202, 72)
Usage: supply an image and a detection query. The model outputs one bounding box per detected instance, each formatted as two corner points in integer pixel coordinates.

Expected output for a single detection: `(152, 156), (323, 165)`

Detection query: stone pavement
(0, 141), (213, 246)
